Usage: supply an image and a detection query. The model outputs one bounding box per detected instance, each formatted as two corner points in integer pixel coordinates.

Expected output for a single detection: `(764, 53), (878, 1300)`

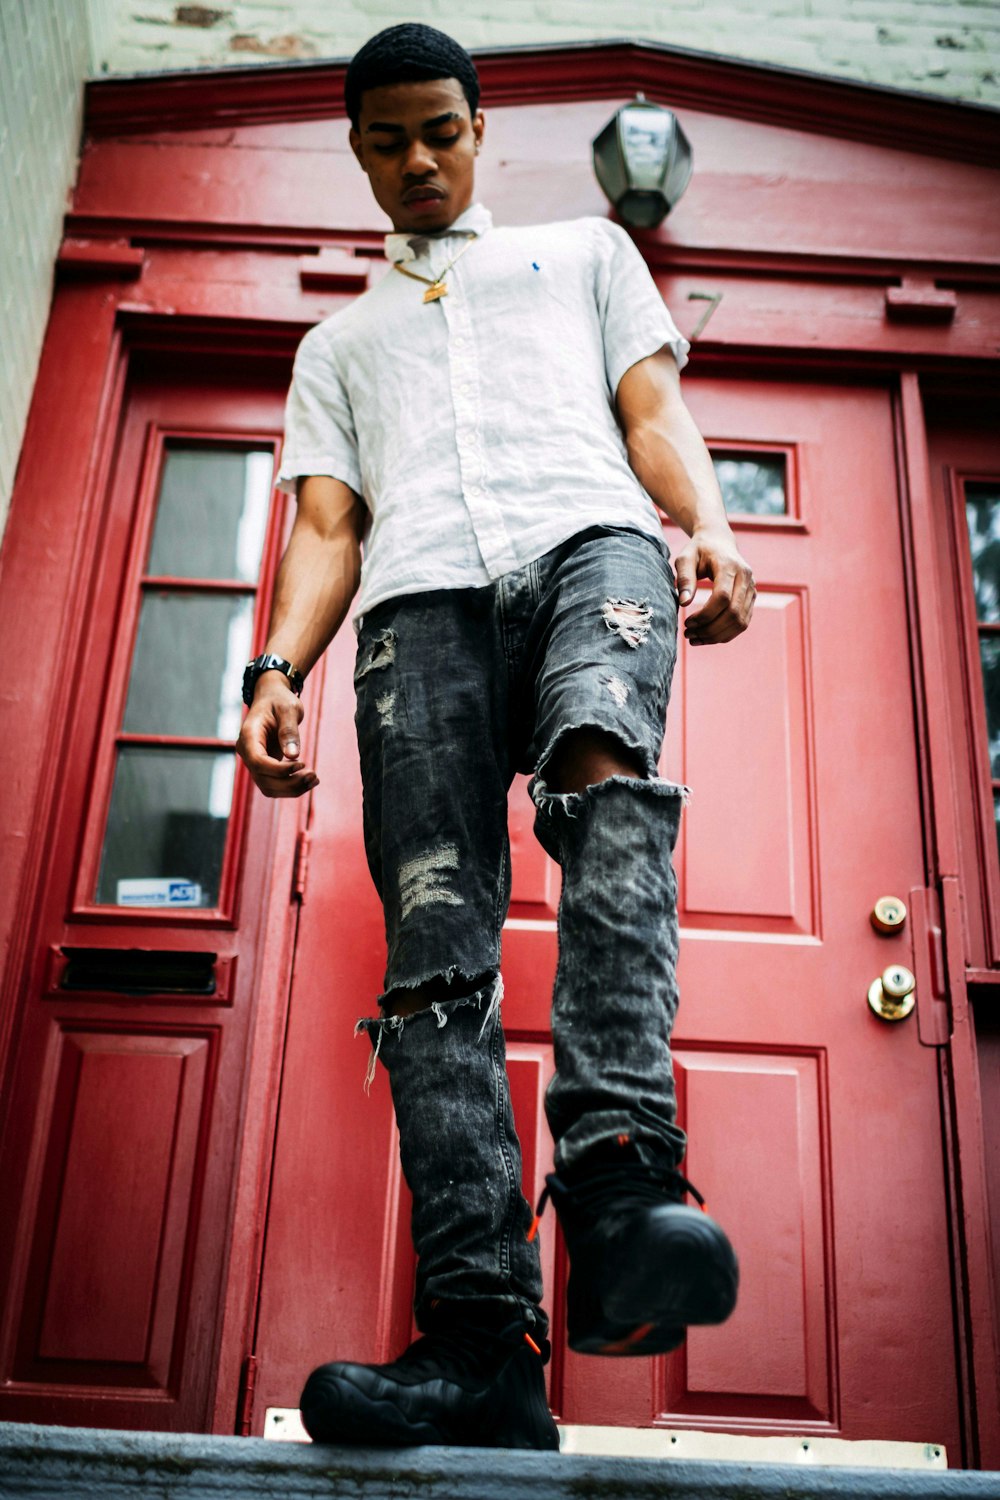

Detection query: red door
(249, 372), (963, 1451)
(0, 364), (297, 1431)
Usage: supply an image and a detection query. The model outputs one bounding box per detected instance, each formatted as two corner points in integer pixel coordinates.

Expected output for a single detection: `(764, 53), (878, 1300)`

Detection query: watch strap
(243, 653), (304, 706)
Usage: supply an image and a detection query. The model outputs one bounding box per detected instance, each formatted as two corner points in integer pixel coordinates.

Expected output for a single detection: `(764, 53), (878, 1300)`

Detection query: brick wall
(0, 0), (117, 537)
(107, 0), (1000, 106)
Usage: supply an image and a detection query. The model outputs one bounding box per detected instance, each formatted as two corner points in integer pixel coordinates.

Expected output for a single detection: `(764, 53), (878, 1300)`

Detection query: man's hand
(616, 349), (756, 646)
(674, 525), (756, 646)
(237, 675), (319, 798)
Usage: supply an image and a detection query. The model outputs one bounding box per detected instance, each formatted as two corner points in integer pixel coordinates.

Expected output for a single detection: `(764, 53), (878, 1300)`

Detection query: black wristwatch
(242, 653), (304, 706)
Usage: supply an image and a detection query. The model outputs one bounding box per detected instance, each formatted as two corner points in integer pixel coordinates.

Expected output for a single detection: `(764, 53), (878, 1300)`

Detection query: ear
(473, 109), (485, 153)
(348, 126), (367, 173)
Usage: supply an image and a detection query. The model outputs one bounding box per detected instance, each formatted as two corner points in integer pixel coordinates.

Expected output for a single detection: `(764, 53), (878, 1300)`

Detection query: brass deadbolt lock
(871, 896), (907, 934)
(868, 964), (916, 1022)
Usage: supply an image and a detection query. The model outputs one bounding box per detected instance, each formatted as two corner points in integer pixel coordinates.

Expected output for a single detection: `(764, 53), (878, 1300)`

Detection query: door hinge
(909, 884), (952, 1046)
(292, 827), (312, 903)
(236, 1353), (259, 1437)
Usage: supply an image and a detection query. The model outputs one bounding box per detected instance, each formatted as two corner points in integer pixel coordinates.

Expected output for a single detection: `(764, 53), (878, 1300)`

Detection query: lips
(404, 188), (444, 205)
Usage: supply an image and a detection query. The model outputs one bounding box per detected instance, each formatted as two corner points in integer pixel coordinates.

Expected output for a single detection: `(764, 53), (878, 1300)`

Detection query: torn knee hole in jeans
(602, 598), (652, 649)
(355, 973), (504, 1092)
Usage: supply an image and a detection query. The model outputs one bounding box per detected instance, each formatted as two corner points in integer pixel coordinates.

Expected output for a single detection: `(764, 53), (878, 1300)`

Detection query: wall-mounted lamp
(592, 93), (693, 229)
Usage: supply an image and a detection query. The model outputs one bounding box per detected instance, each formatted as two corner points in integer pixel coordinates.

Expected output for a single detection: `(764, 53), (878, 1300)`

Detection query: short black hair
(344, 23), (480, 130)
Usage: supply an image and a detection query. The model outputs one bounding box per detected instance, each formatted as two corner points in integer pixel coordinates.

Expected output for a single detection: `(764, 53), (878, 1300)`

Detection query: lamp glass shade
(592, 98), (693, 227)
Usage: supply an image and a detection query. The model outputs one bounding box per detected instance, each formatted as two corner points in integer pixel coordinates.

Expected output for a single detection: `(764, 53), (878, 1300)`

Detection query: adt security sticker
(116, 878), (203, 908)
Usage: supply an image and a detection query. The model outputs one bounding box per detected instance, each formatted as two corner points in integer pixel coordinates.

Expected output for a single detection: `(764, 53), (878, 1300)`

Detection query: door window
(95, 444), (275, 910)
(712, 451), (787, 516)
(964, 480), (1000, 867)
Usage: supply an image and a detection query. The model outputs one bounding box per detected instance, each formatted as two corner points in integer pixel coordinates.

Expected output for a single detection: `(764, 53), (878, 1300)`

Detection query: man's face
(349, 76), (485, 234)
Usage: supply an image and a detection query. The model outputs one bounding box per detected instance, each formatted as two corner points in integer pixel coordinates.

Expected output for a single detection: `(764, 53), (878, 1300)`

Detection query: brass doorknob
(871, 896), (907, 934)
(868, 964), (916, 1022)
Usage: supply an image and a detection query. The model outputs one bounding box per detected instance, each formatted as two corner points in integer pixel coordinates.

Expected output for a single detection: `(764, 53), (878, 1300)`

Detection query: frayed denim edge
(355, 972), (504, 1093)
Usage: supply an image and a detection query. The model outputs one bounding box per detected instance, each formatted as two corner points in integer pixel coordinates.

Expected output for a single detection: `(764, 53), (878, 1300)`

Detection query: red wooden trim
(896, 379), (1000, 1463)
(82, 39), (1000, 169)
(62, 219), (1000, 283)
(885, 278), (958, 325)
(299, 250), (370, 292)
(115, 735), (237, 749)
(117, 308), (307, 358)
(948, 467), (1000, 964)
(0, 288), (126, 1096)
(941, 876), (1000, 1468)
(142, 577), (257, 594)
(897, 374), (962, 882)
(57, 238), (145, 279)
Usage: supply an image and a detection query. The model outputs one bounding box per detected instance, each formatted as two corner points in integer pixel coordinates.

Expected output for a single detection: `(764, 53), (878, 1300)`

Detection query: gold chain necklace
(392, 231), (478, 303)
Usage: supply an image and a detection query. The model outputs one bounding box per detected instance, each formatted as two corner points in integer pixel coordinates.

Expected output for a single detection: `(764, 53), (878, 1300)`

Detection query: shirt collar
(384, 201), (493, 264)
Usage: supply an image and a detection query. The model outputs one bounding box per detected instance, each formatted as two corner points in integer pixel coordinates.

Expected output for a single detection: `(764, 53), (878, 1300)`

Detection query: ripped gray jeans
(354, 525), (687, 1340)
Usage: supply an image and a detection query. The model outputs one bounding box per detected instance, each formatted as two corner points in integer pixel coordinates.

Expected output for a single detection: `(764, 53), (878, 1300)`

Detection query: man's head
(345, 24), (485, 236)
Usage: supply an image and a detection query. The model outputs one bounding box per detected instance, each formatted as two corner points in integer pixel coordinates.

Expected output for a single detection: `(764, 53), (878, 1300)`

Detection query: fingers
(253, 765), (319, 799)
(684, 565), (756, 645)
(276, 700), (303, 761)
(237, 700), (319, 797)
(674, 547), (698, 607)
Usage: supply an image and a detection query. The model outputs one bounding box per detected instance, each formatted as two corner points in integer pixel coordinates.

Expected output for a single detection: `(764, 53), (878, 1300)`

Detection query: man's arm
(237, 474), (365, 797)
(616, 349), (755, 645)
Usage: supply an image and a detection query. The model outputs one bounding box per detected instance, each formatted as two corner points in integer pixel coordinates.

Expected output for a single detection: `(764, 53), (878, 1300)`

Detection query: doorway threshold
(264, 1407), (948, 1469)
(2, 1421), (997, 1500)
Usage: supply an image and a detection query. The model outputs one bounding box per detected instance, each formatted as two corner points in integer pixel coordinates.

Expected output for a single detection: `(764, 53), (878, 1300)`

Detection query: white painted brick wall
(0, 0), (118, 539)
(103, 0), (1000, 105)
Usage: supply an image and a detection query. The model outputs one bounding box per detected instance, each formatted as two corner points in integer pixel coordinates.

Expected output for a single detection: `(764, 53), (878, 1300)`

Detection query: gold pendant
(423, 282), (447, 303)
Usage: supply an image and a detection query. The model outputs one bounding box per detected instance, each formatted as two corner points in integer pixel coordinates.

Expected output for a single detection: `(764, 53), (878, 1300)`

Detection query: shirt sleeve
(276, 324), (363, 497)
(592, 218), (690, 398)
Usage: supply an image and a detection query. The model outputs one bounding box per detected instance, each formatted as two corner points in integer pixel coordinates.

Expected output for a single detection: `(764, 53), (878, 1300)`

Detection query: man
(237, 22), (754, 1452)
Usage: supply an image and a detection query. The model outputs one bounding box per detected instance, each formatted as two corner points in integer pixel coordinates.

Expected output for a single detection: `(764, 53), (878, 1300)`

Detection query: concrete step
(1, 1423), (999, 1500)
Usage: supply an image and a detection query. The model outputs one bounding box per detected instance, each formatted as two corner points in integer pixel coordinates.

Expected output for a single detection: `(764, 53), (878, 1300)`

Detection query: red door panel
(250, 375), (960, 1453)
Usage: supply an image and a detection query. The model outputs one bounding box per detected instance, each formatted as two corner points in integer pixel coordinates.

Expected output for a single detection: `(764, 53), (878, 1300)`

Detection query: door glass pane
(123, 591), (254, 739)
(712, 453), (786, 516)
(147, 447), (274, 581)
(981, 638), (1000, 778)
(966, 483), (1000, 625)
(96, 748), (236, 908)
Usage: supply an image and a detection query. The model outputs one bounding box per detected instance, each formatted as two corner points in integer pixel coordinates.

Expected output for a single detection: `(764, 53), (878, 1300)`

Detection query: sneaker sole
(569, 1208), (739, 1357)
(301, 1366), (448, 1446)
(299, 1361), (560, 1450)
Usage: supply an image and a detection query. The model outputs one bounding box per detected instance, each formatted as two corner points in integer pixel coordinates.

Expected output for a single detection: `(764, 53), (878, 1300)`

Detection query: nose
(401, 137), (437, 177)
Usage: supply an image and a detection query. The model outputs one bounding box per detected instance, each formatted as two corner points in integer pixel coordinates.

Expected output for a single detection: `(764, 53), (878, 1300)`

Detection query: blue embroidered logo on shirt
(532, 262), (540, 271)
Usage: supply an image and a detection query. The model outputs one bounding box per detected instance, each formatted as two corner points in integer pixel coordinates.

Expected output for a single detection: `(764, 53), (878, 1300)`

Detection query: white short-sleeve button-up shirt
(277, 202), (689, 625)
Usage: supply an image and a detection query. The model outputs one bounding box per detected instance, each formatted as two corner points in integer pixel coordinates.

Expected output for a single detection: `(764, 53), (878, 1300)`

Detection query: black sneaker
(532, 1147), (738, 1357)
(299, 1320), (560, 1449)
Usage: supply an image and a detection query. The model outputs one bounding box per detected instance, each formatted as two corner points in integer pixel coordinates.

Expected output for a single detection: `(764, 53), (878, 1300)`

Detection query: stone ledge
(2, 1423), (999, 1500)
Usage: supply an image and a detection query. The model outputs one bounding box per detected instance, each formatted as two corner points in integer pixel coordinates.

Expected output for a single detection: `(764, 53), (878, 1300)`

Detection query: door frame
(896, 374), (1000, 1467)
(0, 277), (996, 1459)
